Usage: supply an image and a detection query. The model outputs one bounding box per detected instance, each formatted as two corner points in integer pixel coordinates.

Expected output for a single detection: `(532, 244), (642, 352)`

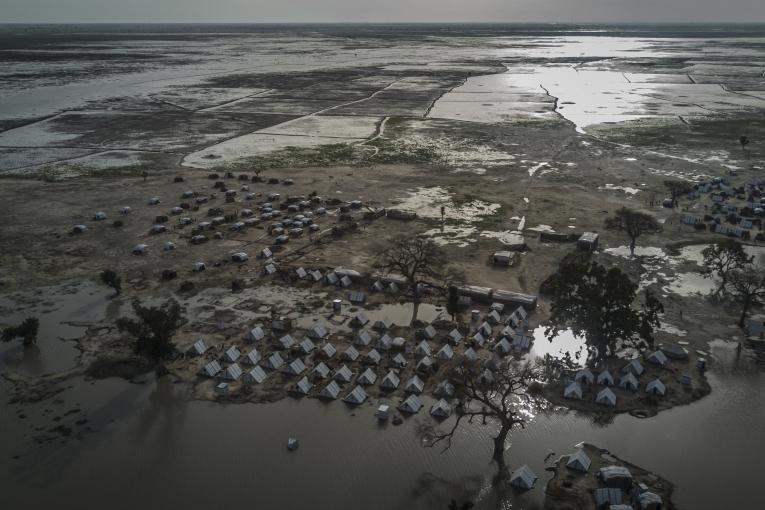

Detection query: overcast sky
(2, 0), (764, 23)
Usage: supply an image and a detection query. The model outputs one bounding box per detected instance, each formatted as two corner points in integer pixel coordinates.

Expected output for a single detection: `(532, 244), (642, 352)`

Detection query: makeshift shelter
(564, 381), (583, 400)
(511, 334), (531, 351)
(619, 373), (639, 391)
(264, 352), (284, 370)
(351, 312), (370, 327)
(463, 347), (478, 361)
(596, 387), (617, 407)
(220, 363), (243, 381)
(334, 365), (353, 383)
(447, 329), (463, 345)
(478, 322), (492, 336)
(343, 385), (368, 405)
(645, 379), (666, 396)
(72, 224), (88, 234)
(243, 366), (267, 384)
(638, 491), (663, 510)
(308, 325), (329, 340)
(593, 488), (623, 507)
(430, 399), (452, 418)
(392, 337), (406, 349)
(487, 309), (502, 325)
(494, 338), (512, 356)
(296, 267), (308, 279)
(509, 465), (537, 490)
(380, 370), (400, 390)
(325, 272), (339, 286)
(192, 261), (206, 272)
(376, 334), (393, 351)
(375, 404), (390, 420)
(371, 280), (385, 292)
(215, 382), (229, 396)
(392, 353), (408, 368)
(358, 367), (378, 386)
(319, 380), (341, 400)
(597, 369), (615, 386)
(398, 394), (423, 414)
(405, 375), (425, 394)
(472, 332), (487, 347)
(132, 244), (148, 255)
(423, 325), (437, 340)
(348, 291), (366, 304)
(299, 338), (316, 354)
(566, 449), (592, 472)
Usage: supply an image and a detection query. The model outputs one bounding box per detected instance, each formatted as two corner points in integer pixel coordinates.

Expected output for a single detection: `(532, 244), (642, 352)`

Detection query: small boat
(287, 438), (299, 451)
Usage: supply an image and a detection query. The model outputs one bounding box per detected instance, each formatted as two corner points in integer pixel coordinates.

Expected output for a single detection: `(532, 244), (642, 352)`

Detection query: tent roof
(510, 465), (537, 489)
(566, 449), (592, 472)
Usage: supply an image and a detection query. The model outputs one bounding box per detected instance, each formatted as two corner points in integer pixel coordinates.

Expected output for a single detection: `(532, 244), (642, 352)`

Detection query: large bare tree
(376, 235), (461, 323)
(427, 359), (542, 476)
(726, 265), (765, 327)
(605, 207), (662, 257)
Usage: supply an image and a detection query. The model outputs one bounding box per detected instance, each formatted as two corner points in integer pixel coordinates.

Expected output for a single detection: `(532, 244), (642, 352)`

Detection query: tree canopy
(116, 299), (183, 360)
(100, 269), (122, 295)
(1, 317), (40, 346)
(702, 239), (754, 297)
(605, 207), (661, 257)
(543, 258), (663, 362)
(726, 265), (765, 327)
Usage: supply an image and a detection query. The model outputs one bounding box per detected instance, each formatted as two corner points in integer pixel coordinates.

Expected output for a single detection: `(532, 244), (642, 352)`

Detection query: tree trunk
(629, 237), (636, 257)
(410, 300), (420, 326)
(492, 423), (511, 473)
(739, 294), (752, 327)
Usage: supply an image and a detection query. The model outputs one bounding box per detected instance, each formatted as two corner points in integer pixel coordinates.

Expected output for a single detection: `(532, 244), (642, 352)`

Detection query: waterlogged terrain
(2, 23), (765, 510)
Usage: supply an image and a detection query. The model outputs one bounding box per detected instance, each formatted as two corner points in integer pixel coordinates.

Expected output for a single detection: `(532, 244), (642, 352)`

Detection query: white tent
(645, 378), (666, 396)
(510, 465), (537, 490)
(494, 338), (512, 355)
(243, 366), (267, 384)
(308, 325), (329, 340)
(334, 365), (353, 383)
(597, 369), (615, 386)
(264, 352), (284, 370)
(574, 368), (595, 385)
(416, 356), (434, 372)
(423, 325), (437, 339)
(392, 353), (408, 368)
(222, 346), (241, 363)
(355, 329), (373, 347)
(245, 326), (266, 343)
(319, 380), (341, 400)
(299, 338), (316, 354)
(220, 363), (243, 381)
(376, 334), (393, 351)
(463, 347), (478, 362)
(564, 381), (583, 400)
(436, 344), (454, 360)
(285, 358), (306, 375)
(415, 340), (432, 357)
(447, 329), (463, 345)
(293, 376), (313, 395)
(321, 342), (337, 358)
(243, 349), (261, 366)
(405, 375), (425, 394)
(380, 370), (400, 389)
(200, 360), (222, 377)
(622, 359), (645, 376)
(511, 334), (531, 351)
(487, 309), (502, 324)
(351, 312), (370, 327)
(373, 319), (394, 331)
(188, 339), (208, 356)
(312, 362), (330, 379)
(398, 394), (423, 414)
(596, 387), (617, 407)
(638, 491), (663, 510)
(646, 350), (669, 367)
(566, 449), (592, 472)
(472, 332), (487, 347)
(478, 321), (492, 336)
(279, 334), (296, 349)
(430, 399), (452, 418)
(343, 385), (368, 405)
(342, 345), (360, 362)
(365, 348), (382, 365)
(358, 367), (378, 386)
(619, 372), (639, 391)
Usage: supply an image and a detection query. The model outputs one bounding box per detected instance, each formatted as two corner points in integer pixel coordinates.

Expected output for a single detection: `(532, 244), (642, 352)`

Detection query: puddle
(598, 184), (640, 194)
(529, 326), (589, 366)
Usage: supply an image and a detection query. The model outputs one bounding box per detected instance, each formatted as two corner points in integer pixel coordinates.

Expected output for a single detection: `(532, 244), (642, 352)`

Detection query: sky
(2, 0), (765, 23)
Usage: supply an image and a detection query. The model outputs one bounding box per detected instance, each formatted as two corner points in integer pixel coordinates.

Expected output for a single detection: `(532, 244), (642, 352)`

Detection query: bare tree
(663, 180), (693, 208)
(427, 359), (542, 476)
(605, 207), (662, 257)
(376, 235), (461, 323)
(726, 265), (765, 327)
(702, 239), (754, 297)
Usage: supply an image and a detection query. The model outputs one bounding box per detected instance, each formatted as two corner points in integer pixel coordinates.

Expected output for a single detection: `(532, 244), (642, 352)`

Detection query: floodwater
(1, 329), (763, 510)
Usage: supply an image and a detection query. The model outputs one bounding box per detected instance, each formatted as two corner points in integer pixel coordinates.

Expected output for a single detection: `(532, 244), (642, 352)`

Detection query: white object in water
(287, 438), (299, 451)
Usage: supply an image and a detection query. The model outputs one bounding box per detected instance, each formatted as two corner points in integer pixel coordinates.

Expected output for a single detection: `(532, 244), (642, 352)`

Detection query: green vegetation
(2, 317), (40, 346)
(542, 257), (663, 362)
(116, 299), (183, 360)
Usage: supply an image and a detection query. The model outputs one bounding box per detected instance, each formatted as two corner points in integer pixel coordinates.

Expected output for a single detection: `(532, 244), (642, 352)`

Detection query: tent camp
(285, 358), (306, 376)
(355, 329), (373, 347)
(222, 346), (241, 363)
(436, 344), (454, 360)
(321, 342), (337, 359)
(200, 360), (222, 378)
(220, 363), (243, 381)
(243, 349), (262, 366)
(574, 368), (595, 385)
(264, 352), (284, 370)
(645, 379), (666, 396)
(188, 339), (208, 356)
(245, 326), (266, 343)
(619, 373), (639, 391)
(342, 345), (360, 362)
(434, 380), (455, 398)
(622, 359), (645, 376)
(312, 362), (330, 379)
(597, 369), (615, 386)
